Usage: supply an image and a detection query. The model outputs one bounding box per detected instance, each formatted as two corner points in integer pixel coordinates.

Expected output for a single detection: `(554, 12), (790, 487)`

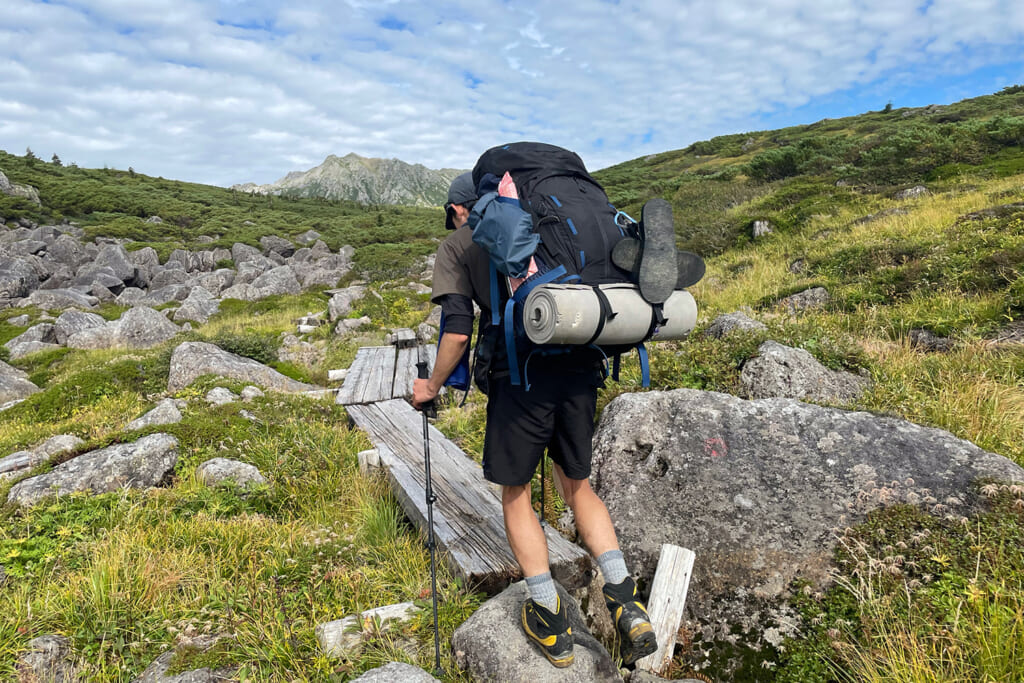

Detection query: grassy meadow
(2, 86), (1023, 681)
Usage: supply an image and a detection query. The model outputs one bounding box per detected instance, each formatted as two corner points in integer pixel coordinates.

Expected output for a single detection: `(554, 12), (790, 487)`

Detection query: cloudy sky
(2, 0), (1023, 187)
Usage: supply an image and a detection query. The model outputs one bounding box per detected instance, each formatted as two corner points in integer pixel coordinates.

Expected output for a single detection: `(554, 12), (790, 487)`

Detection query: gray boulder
(0, 360), (40, 406)
(196, 268), (234, 296)
(590, 389), (1024, 648)
(741, 340), (871, 403)
(205, 387), (239, 405)
(142, 284), (192, 307)
(54, 309), (106, 344)
(131, 635), (234, 683)
(196, 457), (267, 488)
(234, 256), (276, 285)
(252, 265), (301, 299)
(6, 239), (47, 257)
(0, 434), (83, 479)
(173, 286), (219, 324)
(126, 399), (185, 431)
(148, 267), (191, 291)
(168, 341), (318, 393)
(328, 285), (366, 322)
(779, 286), (830, 313)
(231, 242), (261, 265)
(909, 328), (955, 353)
(116, 287), (147, 306)
(5, 322), (56, 350)
(295, 229), (322, 246)
(219, 283), (257, 301)
(19, 288), (98, 310)
(704, 312), (767, 339)
(336, 316), (371, 336)
(7, 433), (179, 507)
(7, 340), (62, 360)
(260, 235), (295, 258)
(8, 313), (30, 326)
(16, 634), (78, 683)
(350, 663), (439, 682)
(87, 243), (136, 283)
(453, 581), (621, 683)
(751, 220), (773, 238)
(118, 306), (181, 348)
(895, 185), (929, 200)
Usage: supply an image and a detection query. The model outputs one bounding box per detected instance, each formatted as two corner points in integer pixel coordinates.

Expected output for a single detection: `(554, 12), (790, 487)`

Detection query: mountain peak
(232, 154), (466, 207)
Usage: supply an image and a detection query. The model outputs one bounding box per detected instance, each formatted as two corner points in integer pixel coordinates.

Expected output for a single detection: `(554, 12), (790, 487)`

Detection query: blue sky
(1, 0), (1022, 187)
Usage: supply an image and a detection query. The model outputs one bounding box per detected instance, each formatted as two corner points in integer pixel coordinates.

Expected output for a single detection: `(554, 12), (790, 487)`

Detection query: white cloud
(0, 0), (1021, 186)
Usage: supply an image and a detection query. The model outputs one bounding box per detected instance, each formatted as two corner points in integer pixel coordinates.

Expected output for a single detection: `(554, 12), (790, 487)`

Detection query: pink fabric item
(500, 172), (536, 291)
(498, 171), (519, 199)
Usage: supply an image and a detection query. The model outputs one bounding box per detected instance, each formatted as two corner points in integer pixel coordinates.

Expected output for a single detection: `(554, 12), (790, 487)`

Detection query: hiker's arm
(413, 332), (470, 407)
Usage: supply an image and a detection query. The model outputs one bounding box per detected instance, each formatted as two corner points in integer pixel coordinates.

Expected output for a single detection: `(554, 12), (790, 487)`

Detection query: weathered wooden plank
(392, 328), (417, 348)
(348, 399), (591, 593)
(338, 346), (397, 406)
(336, 347), (375, 406)
(392, 345), (440, 400)
(635, 544), (696, 675)
(0, 451), (39, 479)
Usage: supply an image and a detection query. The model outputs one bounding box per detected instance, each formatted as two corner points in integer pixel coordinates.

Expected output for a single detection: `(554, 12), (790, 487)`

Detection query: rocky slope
(232, 153), (465, 207)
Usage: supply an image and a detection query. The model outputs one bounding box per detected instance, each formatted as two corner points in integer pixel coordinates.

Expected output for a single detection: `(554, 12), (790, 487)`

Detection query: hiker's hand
(413, 378), (438, 410)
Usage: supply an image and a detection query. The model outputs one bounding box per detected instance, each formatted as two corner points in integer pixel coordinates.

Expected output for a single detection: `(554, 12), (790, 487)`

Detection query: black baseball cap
(445, 172), (477, 230)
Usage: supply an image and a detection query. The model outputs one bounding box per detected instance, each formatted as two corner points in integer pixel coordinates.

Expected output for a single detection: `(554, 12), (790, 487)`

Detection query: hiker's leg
(502, 482), (550, 577)
(552, 463), (618, 558)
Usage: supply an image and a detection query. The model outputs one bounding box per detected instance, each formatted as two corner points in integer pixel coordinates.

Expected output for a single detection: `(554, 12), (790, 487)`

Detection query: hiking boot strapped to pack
(521, 595), (575, 668)
(603, 576), (658, 666)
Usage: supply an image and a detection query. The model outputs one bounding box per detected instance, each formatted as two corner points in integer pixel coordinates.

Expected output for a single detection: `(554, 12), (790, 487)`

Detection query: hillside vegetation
(1, 86), (1023, 681)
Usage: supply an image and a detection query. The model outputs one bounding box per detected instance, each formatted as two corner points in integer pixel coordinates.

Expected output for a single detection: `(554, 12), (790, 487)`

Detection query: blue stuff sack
(468, 191), (539, 279)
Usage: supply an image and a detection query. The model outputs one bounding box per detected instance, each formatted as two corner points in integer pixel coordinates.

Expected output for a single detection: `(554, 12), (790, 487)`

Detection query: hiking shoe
(603, 577), (658, 666)
(521, 596), (575, 668)
(636, 198), (678, 304)
(612, 237), (706, 289)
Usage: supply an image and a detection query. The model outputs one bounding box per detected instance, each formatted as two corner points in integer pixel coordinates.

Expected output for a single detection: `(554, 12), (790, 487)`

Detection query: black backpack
(469, 142), (654, 389)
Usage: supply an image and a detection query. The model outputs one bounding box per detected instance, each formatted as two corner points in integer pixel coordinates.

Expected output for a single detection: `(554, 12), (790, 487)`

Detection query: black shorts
(482, 368), (602, 486)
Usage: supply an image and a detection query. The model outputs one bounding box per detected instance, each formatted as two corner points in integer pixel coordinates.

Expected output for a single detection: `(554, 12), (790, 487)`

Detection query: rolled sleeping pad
(522, 283), (697, 346)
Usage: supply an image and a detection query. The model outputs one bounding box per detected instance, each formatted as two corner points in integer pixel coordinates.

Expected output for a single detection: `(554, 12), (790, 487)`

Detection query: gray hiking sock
(525, 572), (559, 613)
(597, 549), (629, 585)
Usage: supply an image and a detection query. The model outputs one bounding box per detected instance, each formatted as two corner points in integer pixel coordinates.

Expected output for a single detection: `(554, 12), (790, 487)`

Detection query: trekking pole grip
(416, 361), (437, 419)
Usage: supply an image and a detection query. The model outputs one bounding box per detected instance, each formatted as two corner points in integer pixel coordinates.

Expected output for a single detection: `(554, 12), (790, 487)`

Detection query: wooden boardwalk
(337, 335), (592, 593)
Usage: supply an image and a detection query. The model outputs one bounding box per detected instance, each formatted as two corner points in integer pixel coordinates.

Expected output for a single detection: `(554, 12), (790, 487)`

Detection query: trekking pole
(415, 350), (443, 676)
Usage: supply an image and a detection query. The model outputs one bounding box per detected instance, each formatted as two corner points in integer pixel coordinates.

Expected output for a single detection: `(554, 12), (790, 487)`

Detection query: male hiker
(412, 171), (659, 668)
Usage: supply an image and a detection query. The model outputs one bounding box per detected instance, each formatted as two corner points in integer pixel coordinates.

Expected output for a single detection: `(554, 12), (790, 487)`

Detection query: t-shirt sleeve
(438, 294), (474, 336)
(431, 237), (473, 303)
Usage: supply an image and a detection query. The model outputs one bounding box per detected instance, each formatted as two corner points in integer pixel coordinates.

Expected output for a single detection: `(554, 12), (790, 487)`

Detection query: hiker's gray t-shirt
(431, 225), (493, 315)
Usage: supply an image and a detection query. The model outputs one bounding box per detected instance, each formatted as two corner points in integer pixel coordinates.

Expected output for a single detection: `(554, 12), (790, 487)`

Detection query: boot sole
(622, 622), (658, 666)
(637, 199), (677, 304)
(612, 238), (706, 289)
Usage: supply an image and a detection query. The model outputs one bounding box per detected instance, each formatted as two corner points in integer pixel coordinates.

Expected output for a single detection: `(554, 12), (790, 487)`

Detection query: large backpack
(468, 142), (655, 389)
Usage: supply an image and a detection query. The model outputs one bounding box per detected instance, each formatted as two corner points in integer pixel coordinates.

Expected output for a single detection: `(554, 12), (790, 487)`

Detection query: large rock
(118, 306), (181, 348)
(126, 398), (185, 431)
(173, 286), (219, 324)
(167, 341), (318, 393)
(740, 340), (871, 403)
(16, 634), (78, 682)
(779, 286), (830, 313)
(0, 434), (83, 480)
(196, 458), (267, 488)
(251, 265), (301, 299)
(704, 312), (767, 339)
(260, 235), (295, 258)
(84, 243), (136, 283)
(7, 340), (61, 360)
(0, 359), (40, 406)
(452, 581), (621, 683)
(231, 242), (261, 266)
(196, 268), (234, 296)
(7, 433), (179, 507)
(350, 663), (439, 682)
(328, 285), (366, 322)
(0, 257), (39, 299)
(131, 634), (234, 683)
(53, 309), (106, 344)
(590, 389), (1024, 648)
(4, 322), (56, 350)
(18, 288), (98, 310)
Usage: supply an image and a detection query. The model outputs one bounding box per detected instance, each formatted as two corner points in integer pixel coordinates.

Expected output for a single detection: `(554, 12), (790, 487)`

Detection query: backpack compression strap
(501, 264), (567, 387)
